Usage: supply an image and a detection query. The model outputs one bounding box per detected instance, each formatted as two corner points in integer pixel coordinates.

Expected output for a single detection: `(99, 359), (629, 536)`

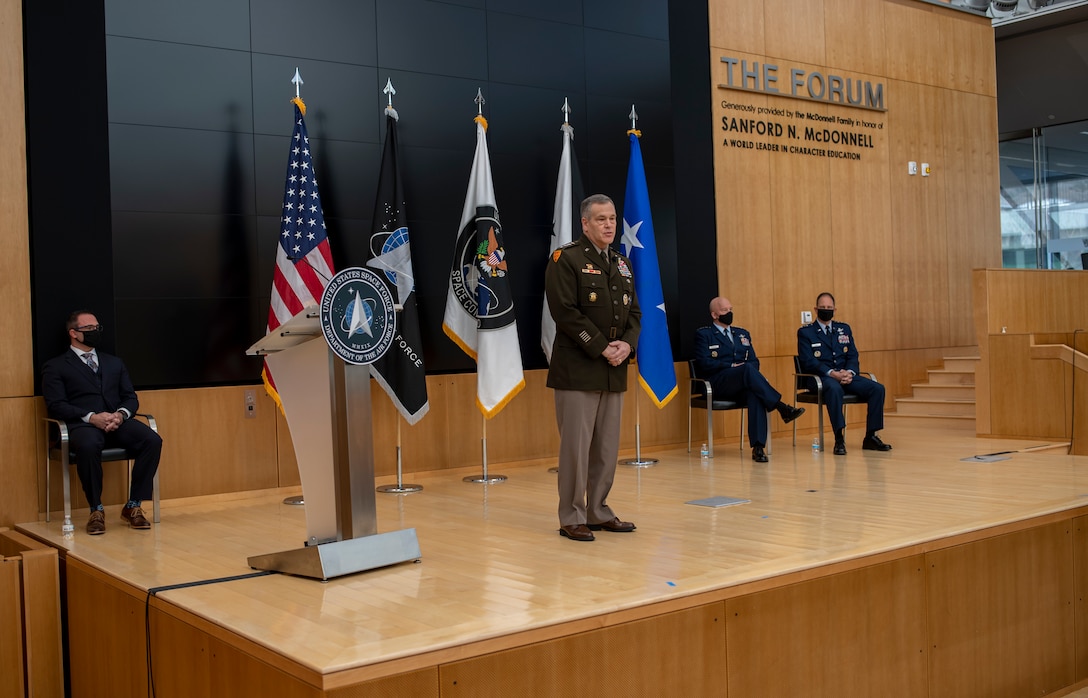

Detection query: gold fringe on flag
(291, 96), (307, 116)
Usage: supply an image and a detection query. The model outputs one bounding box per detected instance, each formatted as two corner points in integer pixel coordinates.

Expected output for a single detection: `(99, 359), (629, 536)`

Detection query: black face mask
(80, 329), (102, 347)
(816, 309), (834, 323)
(720, 311), (733, 326)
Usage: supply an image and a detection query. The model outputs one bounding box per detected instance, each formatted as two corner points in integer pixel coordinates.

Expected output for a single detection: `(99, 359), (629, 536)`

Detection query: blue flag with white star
(621, 130), (677, 408)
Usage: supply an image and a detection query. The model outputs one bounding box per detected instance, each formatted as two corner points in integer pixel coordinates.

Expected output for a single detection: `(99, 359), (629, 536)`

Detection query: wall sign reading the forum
(716, 56), (886, 162)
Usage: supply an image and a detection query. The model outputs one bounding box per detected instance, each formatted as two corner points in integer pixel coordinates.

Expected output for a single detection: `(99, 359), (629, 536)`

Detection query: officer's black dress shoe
(587, 517), (636, 533)
(752, 446), (769, 463)
(833, 440), (847, 455)
(862, 435), (893, 451)
(559, 524), (595, 541)
(779, 405), (806, 424)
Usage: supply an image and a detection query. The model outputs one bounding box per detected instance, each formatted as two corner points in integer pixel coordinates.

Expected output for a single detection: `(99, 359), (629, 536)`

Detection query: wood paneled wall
(63, 507), (1088, 696)
(0, 0), (38, 530)
(973, 269), (1088, 449)
(707, 0), (999, 402)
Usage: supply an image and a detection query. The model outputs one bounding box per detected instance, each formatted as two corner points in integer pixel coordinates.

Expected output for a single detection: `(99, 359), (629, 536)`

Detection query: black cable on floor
(144, 570), (276, 697)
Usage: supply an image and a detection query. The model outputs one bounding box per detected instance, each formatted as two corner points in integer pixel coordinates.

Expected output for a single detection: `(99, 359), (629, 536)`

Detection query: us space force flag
(541, 118), (584, 363)
(442, 114), (525, 417)
(365, 107), (429, 425)
(622, 129), (677, 408)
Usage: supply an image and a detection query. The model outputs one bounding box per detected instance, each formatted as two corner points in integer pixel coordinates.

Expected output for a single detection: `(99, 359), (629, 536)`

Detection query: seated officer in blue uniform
(796, 292), (892, 455)
(693, 297), (805, 462)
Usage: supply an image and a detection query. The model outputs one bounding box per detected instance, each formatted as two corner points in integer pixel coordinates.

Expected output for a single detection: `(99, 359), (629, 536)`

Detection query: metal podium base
(463, 474), (507, 483)
(620, 457), (658, 467)
(247, 528), (421, 581)
(282, 495), (304, 505)
(377, 484), (423, 494)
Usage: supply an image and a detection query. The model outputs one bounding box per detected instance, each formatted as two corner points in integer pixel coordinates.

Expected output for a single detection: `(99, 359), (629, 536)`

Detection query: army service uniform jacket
(545, 236), (641, 392)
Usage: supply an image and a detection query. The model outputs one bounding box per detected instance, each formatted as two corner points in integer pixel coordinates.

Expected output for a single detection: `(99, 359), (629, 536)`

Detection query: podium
(245, 306), (420, 580)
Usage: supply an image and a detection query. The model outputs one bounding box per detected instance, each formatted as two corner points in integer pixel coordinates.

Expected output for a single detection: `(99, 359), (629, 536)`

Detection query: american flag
(263, 98), (336, 407)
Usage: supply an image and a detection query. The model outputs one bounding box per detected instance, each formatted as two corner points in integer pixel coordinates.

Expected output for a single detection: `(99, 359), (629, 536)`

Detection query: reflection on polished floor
(17, 423), (1087, 679)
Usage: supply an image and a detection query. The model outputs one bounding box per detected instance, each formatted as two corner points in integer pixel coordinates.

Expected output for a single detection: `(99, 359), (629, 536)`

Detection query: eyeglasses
(75, 324), (103, 332)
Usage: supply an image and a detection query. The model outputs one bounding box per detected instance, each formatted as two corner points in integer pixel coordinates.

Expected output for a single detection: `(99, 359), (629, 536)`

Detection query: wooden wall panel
(828, 109), (895, 351)
(726, 555), (928, 697)
(2, 397), (39, 528)
(0, 0), (33, 399)
(67, 559), (151, 698)
(764, 0), (826, 67)
(883, 1), (943, 87)
(137, 386), (280, 498)
(708, 0), (765, 55)
(439, 603), (725, 697)
(927, 520), (1075, 698)
(942, 90), (1000, 347)
(769, 101), (834, 357)
(1076, 514), (1088, 682)
(327, 669), (438, 698)
(889, 79), (950, 350)
(825, 0), (886, 76)
(0, 554), (25, 698)
(938, 5), (998, 97)
(988, 335), (1068, 438)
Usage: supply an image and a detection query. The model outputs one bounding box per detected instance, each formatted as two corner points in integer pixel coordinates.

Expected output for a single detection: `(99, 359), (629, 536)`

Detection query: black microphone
(287, 253), (331, 283)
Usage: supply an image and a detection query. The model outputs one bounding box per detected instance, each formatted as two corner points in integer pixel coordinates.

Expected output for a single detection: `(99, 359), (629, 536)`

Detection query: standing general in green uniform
(545, 194), (641, 542)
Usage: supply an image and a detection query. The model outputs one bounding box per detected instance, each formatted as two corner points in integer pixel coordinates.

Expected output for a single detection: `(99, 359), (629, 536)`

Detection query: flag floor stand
(377, 422), (423, 494)
(464, 417), (507, 483)
(283, 495), (304, 505)
(620, 388), (657, 467)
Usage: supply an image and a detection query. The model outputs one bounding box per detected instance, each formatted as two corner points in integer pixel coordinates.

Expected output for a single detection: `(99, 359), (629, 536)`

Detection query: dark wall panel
(104, 0), (251, 50)
(25, 0), (697, 388)
(250, 0), (378, 66)
(106, 37), (253, 131)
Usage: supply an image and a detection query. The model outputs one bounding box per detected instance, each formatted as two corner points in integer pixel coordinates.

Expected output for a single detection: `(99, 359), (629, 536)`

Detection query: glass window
(1000, 121), (1088, 270)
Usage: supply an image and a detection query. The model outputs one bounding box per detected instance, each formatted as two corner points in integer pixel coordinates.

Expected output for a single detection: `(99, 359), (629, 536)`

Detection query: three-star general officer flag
(621, 129), (677, 408)
(263, 97), (336, 408)
(365, 107), (429, 425)
(442, 114), (525, 417)
(541, 119), (584, 363)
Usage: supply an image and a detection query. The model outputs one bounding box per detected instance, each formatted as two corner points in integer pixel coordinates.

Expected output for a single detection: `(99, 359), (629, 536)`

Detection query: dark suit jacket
(693, 324), (761, 380)
(41, 349), (140, 428)
(797, 321), (861, 377)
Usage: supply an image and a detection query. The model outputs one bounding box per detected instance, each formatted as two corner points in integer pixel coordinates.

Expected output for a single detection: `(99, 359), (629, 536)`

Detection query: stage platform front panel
(17, 426), (1088, 689)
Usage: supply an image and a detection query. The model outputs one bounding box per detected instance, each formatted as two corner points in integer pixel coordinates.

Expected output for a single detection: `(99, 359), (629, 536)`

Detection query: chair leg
(817, 394), (825, 452)
(45, 443), (52, 523)
(738, 411), (745, 451)
(62, 460), (72, 527)
(152, 471), (161, 524)
(683, 402), (691, 452)
(765, 418), (772, 455)
(706, 405), (714, 458)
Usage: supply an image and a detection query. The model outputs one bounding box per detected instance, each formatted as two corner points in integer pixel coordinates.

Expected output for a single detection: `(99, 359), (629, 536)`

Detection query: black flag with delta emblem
(365, 108), (429, 424)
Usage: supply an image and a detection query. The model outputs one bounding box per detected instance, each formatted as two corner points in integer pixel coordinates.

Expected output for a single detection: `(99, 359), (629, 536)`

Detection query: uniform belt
(609, 327), (618, 339)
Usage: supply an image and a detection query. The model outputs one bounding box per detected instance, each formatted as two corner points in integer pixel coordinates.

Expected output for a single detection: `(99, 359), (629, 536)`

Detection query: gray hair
(580, 194), (615, 219)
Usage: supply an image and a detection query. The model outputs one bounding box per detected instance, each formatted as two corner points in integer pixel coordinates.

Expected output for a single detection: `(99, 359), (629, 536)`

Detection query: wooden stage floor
(16, 423), (1088, 686)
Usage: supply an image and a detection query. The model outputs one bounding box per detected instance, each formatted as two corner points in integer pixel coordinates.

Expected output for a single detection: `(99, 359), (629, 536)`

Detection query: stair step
(941, 356), (980, 372)
(885, 413), (975, 430)
(927, 369), (976, 385)
(909, 384), (975, 400)
(895, 398), (975, 417)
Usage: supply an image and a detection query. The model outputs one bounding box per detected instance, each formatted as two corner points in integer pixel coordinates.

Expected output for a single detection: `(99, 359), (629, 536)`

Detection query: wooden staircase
(888, 356), (978, 430)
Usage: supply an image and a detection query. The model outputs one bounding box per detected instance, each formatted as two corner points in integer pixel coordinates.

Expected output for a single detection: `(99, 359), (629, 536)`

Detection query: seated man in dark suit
(693, 297), (804, 462)
(41, 310), (163, 535)
(796, 292), (891, 455)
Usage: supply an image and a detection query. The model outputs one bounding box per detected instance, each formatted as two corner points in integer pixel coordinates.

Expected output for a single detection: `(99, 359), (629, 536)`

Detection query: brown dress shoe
(587, 517), (636, 533)
(559, 524), (595, 541)
(86, 510), (106, 535)
(121, 506), (152, 530)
